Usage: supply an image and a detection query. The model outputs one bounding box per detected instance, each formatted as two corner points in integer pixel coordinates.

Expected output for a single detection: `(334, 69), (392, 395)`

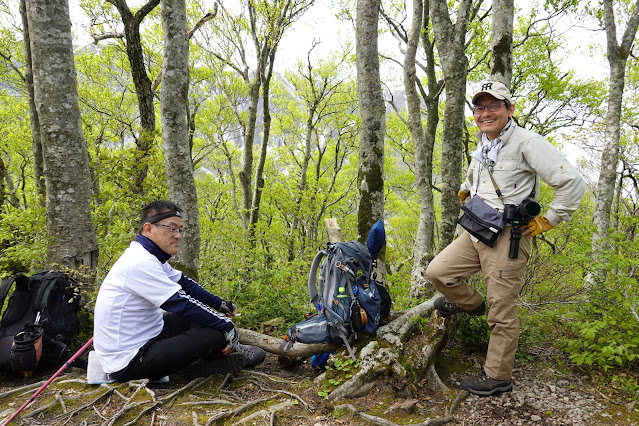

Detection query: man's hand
(524, 216), (553, 238)
(459, 190), (469, 203)
(219, 299), (237, 317)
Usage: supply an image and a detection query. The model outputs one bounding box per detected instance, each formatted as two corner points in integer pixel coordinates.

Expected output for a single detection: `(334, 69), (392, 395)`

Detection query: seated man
(93, 200), (265, 382)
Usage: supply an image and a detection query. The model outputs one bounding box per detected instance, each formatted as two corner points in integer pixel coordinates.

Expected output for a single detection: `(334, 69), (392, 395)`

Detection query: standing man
(426, 81), (585, 396)
(94, 201), (265, 382)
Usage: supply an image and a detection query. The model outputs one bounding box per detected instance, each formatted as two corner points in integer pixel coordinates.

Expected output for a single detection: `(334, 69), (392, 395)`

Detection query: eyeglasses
(472, 102), (505, 114)
(153, 223), (182, 235)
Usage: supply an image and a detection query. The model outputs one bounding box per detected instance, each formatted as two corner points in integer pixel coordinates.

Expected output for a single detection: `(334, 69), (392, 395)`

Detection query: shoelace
(444, 299), (459, 309)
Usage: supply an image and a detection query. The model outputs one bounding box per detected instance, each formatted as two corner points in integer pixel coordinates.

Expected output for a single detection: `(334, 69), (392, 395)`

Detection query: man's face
(473, 94), (514, 140)
(143, 214), (183, 255)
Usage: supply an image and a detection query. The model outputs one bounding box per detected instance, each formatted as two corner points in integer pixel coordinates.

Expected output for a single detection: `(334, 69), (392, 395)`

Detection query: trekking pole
(2, 337), (93, 425)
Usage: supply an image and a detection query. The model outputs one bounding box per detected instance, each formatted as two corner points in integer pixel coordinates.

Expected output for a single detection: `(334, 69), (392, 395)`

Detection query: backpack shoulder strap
(308, 250), (326, 310)
(33, 272), (64, 312)
(0, 275), (26, 313)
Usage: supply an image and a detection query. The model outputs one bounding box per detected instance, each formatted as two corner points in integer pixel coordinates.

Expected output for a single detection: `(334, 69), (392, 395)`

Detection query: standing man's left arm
(521, 135), (585, 237)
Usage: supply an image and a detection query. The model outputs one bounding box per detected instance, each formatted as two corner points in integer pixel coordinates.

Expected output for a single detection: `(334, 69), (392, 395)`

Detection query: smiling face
(141, 214), (183, 255)
(474, 94), (515, 140)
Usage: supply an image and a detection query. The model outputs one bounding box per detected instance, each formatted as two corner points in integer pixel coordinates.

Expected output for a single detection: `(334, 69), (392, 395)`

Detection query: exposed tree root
(117, 376), (207, 426)
(235, 400), (296, 424)
(326, 293), (457, 401)
(0, 377), (50, 400)
(247, 378), (311, 410)
(338, 390), (467, 426)
(203, 395), (272, 425)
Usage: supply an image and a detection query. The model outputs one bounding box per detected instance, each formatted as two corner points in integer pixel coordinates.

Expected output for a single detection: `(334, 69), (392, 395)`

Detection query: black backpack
(0, 271), (82, 375)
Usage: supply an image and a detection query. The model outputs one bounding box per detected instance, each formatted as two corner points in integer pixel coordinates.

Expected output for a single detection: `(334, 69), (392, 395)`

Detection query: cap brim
(472, 90), (507, 104)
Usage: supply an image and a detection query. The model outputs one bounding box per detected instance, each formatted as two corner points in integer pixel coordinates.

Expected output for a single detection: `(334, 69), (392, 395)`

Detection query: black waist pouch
(457, 196), (505, 247)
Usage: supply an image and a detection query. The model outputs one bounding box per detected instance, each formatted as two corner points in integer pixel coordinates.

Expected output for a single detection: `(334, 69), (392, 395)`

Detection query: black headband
(145, 210), (181, 225)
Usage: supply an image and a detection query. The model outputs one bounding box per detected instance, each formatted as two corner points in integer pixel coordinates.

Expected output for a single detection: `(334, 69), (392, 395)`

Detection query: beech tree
(18, 0), (43, 202)
(356, 0), (385, 239)
(276, 48), (358, 260)
(160, 0), (200, 276)
(591, 0), (639, 279)
(489, 0), (513, 85)
(430, 0), (483, 251)
(205, 0), (314, 242)
(25, 0), (98, 272)
(86, 0), (161, 193)
(381, 0), (443, 297)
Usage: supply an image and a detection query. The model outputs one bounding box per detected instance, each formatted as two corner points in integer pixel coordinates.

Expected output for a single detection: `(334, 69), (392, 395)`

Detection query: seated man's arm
(178, 274), (236, 315)
(161, 289), (235, 333)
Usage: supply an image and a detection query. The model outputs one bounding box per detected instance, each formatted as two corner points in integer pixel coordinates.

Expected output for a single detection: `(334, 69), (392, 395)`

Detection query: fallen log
(237, 328), (340, 357)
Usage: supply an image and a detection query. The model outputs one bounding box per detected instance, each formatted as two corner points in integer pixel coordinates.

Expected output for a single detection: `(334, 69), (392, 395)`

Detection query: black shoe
(183, 351), (246, 378)
(434, 297), (486, 316)
(460, 370), (512, 396)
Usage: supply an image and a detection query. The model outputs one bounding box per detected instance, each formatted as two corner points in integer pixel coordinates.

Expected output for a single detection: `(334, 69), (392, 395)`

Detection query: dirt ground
(0, 342), (637, 425)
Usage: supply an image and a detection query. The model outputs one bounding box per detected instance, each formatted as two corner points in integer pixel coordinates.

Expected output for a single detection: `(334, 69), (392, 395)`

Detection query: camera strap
(479, 168), (536, 205)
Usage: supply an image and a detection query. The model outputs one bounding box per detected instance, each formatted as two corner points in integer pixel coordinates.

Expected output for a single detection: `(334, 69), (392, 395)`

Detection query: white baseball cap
(472, 81), (513, 104)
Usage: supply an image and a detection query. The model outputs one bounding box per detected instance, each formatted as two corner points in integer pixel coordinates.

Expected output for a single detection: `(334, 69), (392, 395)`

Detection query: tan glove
(458, 190), (469, 203)
(526, 216), (553, 237)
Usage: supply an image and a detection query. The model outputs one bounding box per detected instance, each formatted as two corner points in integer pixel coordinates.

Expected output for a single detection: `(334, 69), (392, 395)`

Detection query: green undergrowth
(318, 356), (360, 399)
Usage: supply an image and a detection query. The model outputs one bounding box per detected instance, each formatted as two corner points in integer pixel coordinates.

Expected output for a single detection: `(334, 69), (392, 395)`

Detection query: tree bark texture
(489, 0), (513, 87)
(430, 0), (473, 252)
(591, 0), (639, 279)
(26, 0), (98, 272)
(407, 0), (441, 299)
(356, 0), (386, 240)
(160, 0), (201, 277)
(20, 0), (45, 204)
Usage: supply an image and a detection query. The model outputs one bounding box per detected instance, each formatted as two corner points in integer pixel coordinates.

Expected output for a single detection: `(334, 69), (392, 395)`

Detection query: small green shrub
(561, 301), (639, 372)
(219, 261), (309, 332)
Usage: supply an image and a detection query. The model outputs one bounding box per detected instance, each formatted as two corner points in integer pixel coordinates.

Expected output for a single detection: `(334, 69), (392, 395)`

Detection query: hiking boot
(183, 351), (246, 378)
(434, 297), (486, 316)
(460, 370), (512, 397)
(235, 343), (266, 367)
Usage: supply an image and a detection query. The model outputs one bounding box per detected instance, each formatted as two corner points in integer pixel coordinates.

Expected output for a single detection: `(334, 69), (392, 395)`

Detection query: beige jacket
(461, 125), (585, 226)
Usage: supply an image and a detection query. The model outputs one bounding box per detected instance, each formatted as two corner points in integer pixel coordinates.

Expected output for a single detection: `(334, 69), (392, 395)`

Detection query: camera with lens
(503, 198), (541, 258)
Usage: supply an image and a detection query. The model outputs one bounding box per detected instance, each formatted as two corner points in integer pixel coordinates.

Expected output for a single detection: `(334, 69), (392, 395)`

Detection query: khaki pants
(426, 229), (530, 380)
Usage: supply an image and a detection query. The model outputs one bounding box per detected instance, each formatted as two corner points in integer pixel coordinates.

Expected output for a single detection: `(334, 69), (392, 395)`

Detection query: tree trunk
(489, 0), (513, 86)
(356, 0), (386, 240)
(19, 0), (45, 204)
(238, 77), (261, 231)
(160, 0), (201, 278)
(26, 0), (98, 272)
(591, 0), (639, 281)
(407, 0), (442, 299)
(288, 107), (315, 261)
(0, 157), (5, 208)
(430, 0), (474, 251)
(248, 52), (277, 244)
(107, 0), (160, 193)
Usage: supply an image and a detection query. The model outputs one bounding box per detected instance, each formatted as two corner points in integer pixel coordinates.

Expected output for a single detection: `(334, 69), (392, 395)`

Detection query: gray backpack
(281, 221), (388, 359)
